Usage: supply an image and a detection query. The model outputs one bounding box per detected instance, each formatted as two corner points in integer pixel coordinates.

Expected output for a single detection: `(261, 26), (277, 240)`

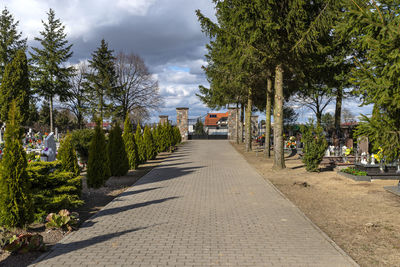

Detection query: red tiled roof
(204, 112), (229, 126)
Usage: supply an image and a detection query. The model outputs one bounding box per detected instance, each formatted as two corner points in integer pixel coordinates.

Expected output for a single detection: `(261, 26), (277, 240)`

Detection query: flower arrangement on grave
(286, 136), (296, 149)
(345, 148), (353, 156)
(373, 147), (383, 162)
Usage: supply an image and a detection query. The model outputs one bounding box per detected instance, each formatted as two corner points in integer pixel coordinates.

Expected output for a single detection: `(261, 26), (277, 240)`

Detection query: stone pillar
(251, 115), (259, 138)
(227, 107), (239, 141)
(176, 108), (189, 141)
(159, 115), (169, 125)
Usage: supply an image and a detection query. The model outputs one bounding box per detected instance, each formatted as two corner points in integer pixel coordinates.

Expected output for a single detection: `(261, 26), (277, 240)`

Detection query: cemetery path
(31, 140), (358, 267)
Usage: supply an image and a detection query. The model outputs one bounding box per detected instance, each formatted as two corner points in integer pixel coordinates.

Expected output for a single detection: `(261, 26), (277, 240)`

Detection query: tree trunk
(273, 64), (286, 170)
(236, 102), (239, 144)
(240, 103), (245, 143)
(245, 88), (253, 152)
(49, 97), (54, 133)
(264, 76), (273, 158)
(316, 110), (322, 127)
(334, 87), (343, 134)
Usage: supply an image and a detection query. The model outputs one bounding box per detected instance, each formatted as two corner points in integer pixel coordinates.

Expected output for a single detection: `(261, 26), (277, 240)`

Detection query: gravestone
(358, 136), (369, 155)
(0, 124), (4, 143)
(345, 138), (354, 148)
(43, 132), (57, 161)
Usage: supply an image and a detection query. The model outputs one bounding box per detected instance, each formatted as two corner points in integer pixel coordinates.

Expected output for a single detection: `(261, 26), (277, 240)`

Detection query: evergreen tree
(85, 39), (116, 120)
(143, 125), (156, 161)
(0, 49), (30, 123)
(134, 125), (145, 164)
(343, 1), (400, 162)
(0, 7), (27, 82)
(0, 102), (33, 227)
(173, 126), (182, 146)
(57, 133), (80, 176)
(122, 115), (139, 170)
(30, 8), (73, 133)
(108, 123), (129, 176)
(87, 119), (110, 188)
(301, 121), (328, 172)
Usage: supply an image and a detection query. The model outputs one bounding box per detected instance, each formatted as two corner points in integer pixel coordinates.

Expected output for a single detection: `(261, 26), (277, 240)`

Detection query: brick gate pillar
(159, 115), (169, 125)
(176, 108), (189, 141)
(228, 107), (239, 141)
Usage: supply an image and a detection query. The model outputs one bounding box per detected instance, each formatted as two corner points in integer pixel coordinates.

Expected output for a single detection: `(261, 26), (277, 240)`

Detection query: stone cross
(43, 132), (57, 161)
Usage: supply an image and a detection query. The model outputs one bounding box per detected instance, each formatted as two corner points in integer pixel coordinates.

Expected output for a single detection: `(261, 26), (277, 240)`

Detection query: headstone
(43, 132), (56, 161)
(345, 138), (353, 148)
(358, 136), (369, 155)
(0, 123), (5, 143)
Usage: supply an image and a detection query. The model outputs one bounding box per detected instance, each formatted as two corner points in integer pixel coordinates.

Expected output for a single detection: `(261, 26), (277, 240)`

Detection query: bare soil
(232, 142), (400, 267)
(0, 151), (172, 267)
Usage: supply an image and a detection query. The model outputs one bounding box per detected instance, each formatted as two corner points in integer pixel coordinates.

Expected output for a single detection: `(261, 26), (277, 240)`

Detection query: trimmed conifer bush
(0, 102), (33, 227)
(301, 122), (328, 172)
(87, 119), (110, 188)
(143, 125), (157, 160)
(71, 129), (94, 165)
(57, 133), (80, 175)
(122, 116), (139, 170)
(135, 125), (145, 164)
(173, 126), (182, 146)
(108, 123), (129, 176)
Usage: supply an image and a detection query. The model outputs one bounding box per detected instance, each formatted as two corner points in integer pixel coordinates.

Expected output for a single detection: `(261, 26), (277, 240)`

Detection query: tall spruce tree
(0, 102), (33, 227)
(0, 7), (27, 82)
(123, 115), (139, 170)
(30, 8), (73, 133)
(108, 123), (129, 176)
(85, 39), (117, 120)
(341, 1), (400, 162)
(0, 49), (30, 123)
(87, 119), (110, 188)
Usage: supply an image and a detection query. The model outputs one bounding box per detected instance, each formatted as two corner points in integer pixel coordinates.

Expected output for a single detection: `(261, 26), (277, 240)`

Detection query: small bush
(301, 122), (328, 172)
(57, 133), (80, 175)
(341, 167), (368, 176)
(135, 125), (145, 164)
(71, 129), (94, 165)
(87, 120), (110, 188)
(108, 123), (129, 176)
(143, 125), (157, 160)
(27, 161), (83, 221)
(123, 116), (139, 170)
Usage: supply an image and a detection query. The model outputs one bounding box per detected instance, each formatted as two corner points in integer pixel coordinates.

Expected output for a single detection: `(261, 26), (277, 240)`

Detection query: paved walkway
(32, 141), (358, 267)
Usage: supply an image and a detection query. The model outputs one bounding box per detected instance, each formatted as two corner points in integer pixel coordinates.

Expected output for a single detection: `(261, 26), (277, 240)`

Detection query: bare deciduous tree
(113, 52), (161, 122)
(64, 62), (90, 128)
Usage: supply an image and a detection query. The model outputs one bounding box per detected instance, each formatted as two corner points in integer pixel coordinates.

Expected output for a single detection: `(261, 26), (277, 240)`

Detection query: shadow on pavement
(117, 187), (164, 198)
(32, 225), (156, 265)
(134, 166), (204, 186)
(88, 196), (180, 220)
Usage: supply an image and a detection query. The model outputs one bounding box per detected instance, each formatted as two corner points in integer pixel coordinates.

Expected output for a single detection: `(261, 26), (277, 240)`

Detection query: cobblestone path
(32, 140), (358, 267)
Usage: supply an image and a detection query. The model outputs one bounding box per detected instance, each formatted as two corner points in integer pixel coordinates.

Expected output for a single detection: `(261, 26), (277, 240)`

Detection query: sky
(3, 0), (372, 124)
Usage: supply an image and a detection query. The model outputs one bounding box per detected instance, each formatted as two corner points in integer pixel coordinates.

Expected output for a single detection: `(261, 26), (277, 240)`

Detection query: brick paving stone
(31, 141), (358, 267)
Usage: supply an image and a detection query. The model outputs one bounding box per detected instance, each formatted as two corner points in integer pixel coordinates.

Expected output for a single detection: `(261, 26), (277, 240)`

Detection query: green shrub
(301, 122), (328, 172)
(340, 167), (368, 176)
(86, 120), (110, 188)
(71, 129), (94, 165)
(57, 133), (80, 175)
(122, 116), (139, 170)
(135, 125), (145, 164)
(0, 102), (33, 228)
(173, 126), (182, 146)
(143, 125), (157, 160)
(108, 123), (129, 176)
(27, 161), (83, 221)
